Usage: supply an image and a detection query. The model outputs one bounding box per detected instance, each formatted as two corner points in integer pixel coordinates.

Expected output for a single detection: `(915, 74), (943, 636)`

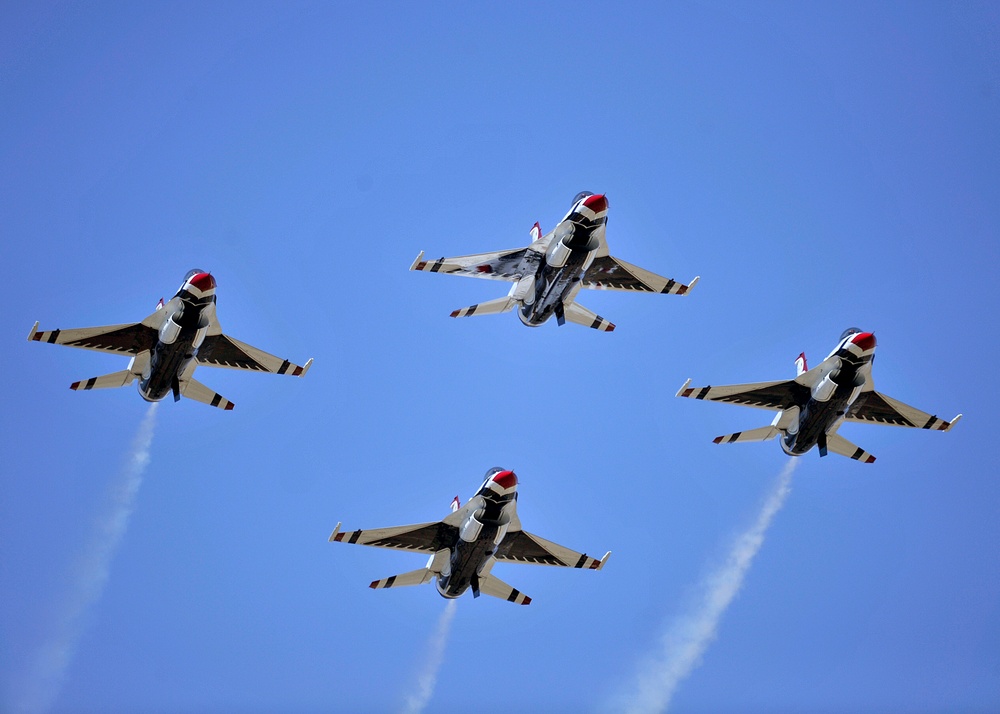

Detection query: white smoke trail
(621, 459), (798, 714)
(16, 403), (159, 714)
(400, 599), (459, 714)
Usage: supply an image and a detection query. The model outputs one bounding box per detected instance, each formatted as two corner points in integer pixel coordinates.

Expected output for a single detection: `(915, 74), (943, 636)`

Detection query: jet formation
(26, 195), (962, 611)
(330, 467), (610, 604)
(411, 192), (698, 331)
(676, 328), (962, 463)
(28, 269), (312, 409)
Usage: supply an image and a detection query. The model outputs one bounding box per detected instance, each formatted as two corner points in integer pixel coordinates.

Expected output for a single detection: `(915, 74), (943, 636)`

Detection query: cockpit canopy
(184, 268), (208, 282)
(840, 327), (863, 341)
(572, 191), (594, 206)
(483, 466), (507, 481)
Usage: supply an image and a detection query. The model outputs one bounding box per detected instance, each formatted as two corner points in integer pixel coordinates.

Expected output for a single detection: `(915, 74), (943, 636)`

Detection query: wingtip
(368, 580), (379, 590)
(521, 595), (532, 605)
(27, 321), (39, 341)
(597, 551), (612, 571)
(300, 358), (314, 377)
(947, 414), (963, 430)
(409, 250), (426, 271)
(686, 275), (700, 293)
(328, 522), (342, 542)
(675, 378), (692, 397)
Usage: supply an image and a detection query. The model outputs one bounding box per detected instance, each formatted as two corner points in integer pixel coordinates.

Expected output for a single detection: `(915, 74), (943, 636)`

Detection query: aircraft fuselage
(781, 333), (875, 457)
(435, 472), (518, 600)
(517, 195), (607, 327)
(138, 271), (217, 403)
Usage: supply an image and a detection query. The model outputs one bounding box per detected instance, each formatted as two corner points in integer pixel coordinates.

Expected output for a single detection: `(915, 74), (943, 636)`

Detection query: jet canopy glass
(840, 327), (863, 340)
(184, 268), (208, 281)
(572, 191), (594, 205)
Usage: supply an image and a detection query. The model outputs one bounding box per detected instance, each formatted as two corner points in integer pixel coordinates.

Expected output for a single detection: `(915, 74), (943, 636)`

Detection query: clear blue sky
(2, 3), (998, 712)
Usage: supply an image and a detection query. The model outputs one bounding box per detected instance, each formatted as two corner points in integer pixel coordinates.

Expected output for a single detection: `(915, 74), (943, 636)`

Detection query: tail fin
(369, 568), (435, 590)
(529, 222), (542, 242)
(713, 425), (781, 444)
(478, 573), (531, 605)
(450, 496), (460, 512)
(450, 296), (516, 318)
(795, 352), (808, 376)
(70, 370), (136, 391)
(179, 378), (235, 410)
(562, 302), (615, 332)
(825, 433), (877, 463)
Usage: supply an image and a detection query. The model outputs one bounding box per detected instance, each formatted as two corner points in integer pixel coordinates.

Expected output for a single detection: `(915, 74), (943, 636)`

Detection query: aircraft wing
(197, 334), (312, 376)
(847, 391), (961, 431)
(28, 320), (158, 356)
(582, 255), (698, 296)
(495, 530), (610, 570)
(410, 248), (532, 282)
(329, 521), (458, 553)
(676, 378), (808, 411)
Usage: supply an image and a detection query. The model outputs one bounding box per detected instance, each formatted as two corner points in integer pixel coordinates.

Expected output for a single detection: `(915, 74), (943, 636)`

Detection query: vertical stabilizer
(795, 352), (808, 376)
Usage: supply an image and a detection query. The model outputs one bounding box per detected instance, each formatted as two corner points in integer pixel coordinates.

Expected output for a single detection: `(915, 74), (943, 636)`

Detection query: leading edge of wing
(328, 521), (457, 553)
(582, 255), (699, 295)
(676, 377), (805, 411)
(28, 320), (158, 355)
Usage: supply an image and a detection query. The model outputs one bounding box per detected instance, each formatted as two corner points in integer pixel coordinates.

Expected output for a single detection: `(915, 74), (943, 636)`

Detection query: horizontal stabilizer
(478, 573), (531, 605)
(370, 568), (435, 590)
(713, 425), (781, 444)
(450, 296), (516, 318)
(826, 433), (876, 464)
(562, 302), (615, 332)
(180, 378), (235, 410)
(70, 370), (136, 391)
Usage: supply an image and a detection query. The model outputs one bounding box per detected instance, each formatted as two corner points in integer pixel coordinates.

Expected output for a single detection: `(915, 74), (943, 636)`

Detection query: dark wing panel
(30, 323), (158, 355)
(331, 522), (458, 553)
(847, 390), (960, 431)
(495, 530), (608, 569)
(197, 334), (311, 376)
(677, 378), (808, 411)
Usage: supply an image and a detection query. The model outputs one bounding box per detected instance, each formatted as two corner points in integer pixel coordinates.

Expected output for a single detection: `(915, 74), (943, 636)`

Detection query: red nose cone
(492, 470), (518, 490)
(852, 332), (876, 351)
(189, 272), (216, 291)
(582, 194), (608, 213)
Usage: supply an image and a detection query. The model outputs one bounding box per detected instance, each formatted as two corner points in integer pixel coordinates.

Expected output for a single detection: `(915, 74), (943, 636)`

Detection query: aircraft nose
(491, 470), (518, 490)
(582, 193), (608, 213)
(851, 332), (876, 351)
(189, 272), (216, 291)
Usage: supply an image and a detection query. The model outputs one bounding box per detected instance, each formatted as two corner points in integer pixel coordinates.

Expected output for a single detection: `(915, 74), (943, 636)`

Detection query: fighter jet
(28, 269), (312, 409)
(676, 328), (961, 463)
(329, 467), (610, 605)
(410, 192), (698, 331)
